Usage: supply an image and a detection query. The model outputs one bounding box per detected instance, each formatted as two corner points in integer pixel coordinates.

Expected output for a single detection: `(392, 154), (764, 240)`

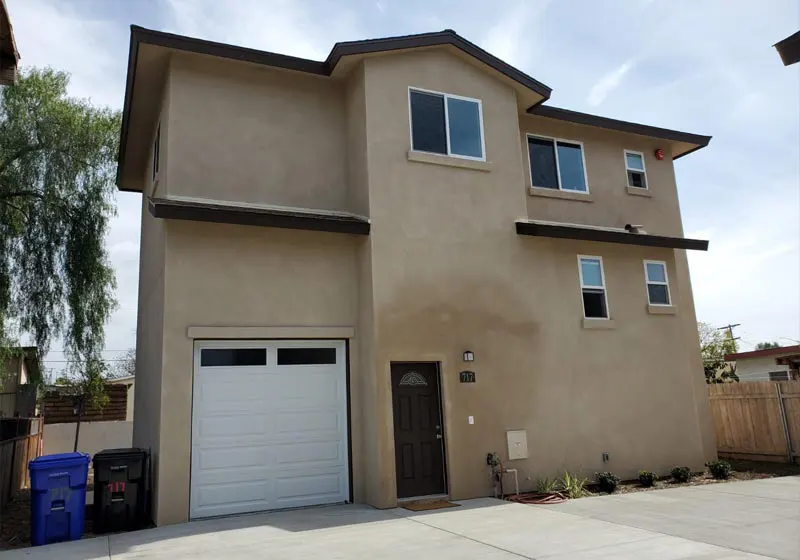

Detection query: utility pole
(717, 323), (741, 345)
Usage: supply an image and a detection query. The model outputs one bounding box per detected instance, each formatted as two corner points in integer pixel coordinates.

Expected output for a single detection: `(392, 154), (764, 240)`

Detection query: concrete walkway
(2, 477), (798, 559)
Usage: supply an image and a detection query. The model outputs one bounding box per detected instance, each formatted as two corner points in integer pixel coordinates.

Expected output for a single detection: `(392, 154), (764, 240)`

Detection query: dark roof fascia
(774, 31), (800, 66)
(148, 198), (370, 236)
(325, 31), (552, 99)
(527, 105), (711, 159)
(515, 221), (709, 251)
(118, 27), (553, 188)
(725, 344), (800, 362)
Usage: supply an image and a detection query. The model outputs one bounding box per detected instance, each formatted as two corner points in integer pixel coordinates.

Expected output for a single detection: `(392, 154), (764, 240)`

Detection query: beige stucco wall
(135, 46), (713, 524)
(165, 53), (349, 213)
(358, 48), (712, 505)
(520, 115), (685, 236)
(152, 221), (360, 525)
(132, 83), (169, 520)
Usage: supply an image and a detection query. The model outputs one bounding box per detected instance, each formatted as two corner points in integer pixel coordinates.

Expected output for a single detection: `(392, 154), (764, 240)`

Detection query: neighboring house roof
(725, 344), (800, 362)
(774, 31), (800, 66)
(107, 374), (135, 384)
(0, 0), (19, 85)
(118, 27), (711, 191)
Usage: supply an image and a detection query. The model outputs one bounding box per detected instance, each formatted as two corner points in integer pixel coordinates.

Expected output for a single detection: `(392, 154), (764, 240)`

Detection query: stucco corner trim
(626, 186), (652, 197)
(187, 326), (356, 339)
(529, 187), (594, 202)
(582, 318), (616, 330)
(407, 150), (492, 172)
(647, 305), (677, 315)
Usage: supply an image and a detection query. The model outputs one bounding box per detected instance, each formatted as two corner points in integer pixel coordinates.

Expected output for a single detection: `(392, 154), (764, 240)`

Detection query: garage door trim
(190, 338), (351, 519)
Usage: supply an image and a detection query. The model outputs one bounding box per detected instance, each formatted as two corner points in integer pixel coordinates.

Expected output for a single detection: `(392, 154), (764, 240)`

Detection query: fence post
(775, 383), (794, 463)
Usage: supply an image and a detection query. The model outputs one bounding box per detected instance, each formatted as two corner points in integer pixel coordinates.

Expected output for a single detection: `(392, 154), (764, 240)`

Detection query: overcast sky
(6, 0), (800, 373)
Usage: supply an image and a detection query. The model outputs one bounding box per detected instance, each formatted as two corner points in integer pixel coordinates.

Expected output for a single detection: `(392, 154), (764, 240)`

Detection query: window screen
(582, 290), (608, 319)
(200, 348), (267, 367)
(556, 142), (587, 192)
(410, 90), (447, 155)
(277, 348), (337, 365)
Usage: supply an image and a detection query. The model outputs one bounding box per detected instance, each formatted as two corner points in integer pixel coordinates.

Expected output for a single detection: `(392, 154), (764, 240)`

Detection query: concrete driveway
(2, 477), (798, 560)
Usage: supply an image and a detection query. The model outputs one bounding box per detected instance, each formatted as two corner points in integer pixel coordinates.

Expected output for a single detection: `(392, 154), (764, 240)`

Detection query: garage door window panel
(200, 348), (267, 367)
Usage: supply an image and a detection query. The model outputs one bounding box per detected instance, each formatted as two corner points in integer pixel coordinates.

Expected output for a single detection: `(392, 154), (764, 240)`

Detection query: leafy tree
(698, 322), (738, 383)
(108, 347), (135, 379)
(755, 341), (781, 350)
(0, 68), (121, 435)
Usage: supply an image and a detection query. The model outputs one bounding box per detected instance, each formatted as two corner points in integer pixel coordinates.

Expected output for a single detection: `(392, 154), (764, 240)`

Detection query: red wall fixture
(655, 148), (665, 160)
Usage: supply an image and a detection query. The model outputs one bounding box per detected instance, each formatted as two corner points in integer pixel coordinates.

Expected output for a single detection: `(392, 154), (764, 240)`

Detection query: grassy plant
(595, 471), (620, 493)
(558, 471), (588, 499)
(670, 466), (691, 483)
(707, 460), (732, 480)
(638, 470), (657, 487)
(536, 477), (559, 493)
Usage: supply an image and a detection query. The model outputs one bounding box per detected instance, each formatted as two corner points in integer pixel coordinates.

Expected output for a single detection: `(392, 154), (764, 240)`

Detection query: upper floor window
(644, 260), (671, 305)
(578, 256), (609, 318)
(528, 135), (588, 193)
(625, 150), (647, 189)
(409, 88), (485, 160)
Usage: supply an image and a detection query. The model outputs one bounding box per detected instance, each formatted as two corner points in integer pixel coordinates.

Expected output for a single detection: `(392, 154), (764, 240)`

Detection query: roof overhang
(0, 0), (19, 85)
(148, 197), (370, 235)
(117, 26), (553, 191)
(515, 220), (709, 251)
(725, 344), (800, 362)
(774, 31), (800, 66)
(527, 105), (711, 160)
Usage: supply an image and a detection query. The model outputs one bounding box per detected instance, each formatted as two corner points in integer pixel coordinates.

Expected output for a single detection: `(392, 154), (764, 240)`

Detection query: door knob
(436, 434), (442, 439)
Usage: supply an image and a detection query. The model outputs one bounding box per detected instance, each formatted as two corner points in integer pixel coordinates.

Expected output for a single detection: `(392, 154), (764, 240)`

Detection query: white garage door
(190, 339), (349, 519)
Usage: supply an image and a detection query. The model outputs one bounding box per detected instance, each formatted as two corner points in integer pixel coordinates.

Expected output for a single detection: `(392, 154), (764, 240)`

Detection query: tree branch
(0, 143), (46, 175)
(0, 190), (45, 201)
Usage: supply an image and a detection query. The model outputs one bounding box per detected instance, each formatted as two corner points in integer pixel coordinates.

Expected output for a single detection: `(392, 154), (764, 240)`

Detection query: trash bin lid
(93, 447), (147, 462)
(30, 452), (90, 471)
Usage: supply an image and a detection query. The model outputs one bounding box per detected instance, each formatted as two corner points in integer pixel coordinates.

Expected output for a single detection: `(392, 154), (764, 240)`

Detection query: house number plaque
(459, 370), (476, 383)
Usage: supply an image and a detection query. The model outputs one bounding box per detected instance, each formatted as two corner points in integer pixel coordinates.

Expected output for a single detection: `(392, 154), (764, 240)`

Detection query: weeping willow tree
(0, 68), (121, 440)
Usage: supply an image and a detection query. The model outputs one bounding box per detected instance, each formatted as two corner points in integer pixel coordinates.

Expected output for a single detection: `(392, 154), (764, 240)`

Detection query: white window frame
(624, 149), (648, 190)
(408, 87), (486, 162)
(643, 260), (671, 306)
(578, 255), (610, 319)
(527, 134), (590, 193)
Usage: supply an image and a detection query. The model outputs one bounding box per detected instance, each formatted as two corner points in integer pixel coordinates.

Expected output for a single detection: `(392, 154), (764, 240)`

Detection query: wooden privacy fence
(42, 384), (128, 424)
(708, 381), (800, 462)
(0, 417), (43, 516)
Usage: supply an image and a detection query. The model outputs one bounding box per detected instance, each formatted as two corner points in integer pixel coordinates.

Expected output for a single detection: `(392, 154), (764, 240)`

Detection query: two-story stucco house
(119, 26), (716, 526)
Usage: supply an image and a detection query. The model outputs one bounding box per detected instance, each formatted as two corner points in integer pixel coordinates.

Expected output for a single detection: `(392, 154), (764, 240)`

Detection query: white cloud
(480, 0), (551, 69)
(586, 60), (634, 107)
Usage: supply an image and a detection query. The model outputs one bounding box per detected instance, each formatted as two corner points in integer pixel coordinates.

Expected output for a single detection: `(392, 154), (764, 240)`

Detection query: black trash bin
(92, 448), (148, 533)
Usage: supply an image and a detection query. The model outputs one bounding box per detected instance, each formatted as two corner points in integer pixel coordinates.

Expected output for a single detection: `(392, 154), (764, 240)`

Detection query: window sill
(529, 187), (594, 202)
(582, 318), (616, 330)
(407, 150), (491, 172)
(626, 186), (652, 197)
(647, 305), (677, 315)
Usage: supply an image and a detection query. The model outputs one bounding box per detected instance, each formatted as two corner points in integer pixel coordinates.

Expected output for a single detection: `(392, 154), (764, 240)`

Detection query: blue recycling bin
(29, 452), (90, 546)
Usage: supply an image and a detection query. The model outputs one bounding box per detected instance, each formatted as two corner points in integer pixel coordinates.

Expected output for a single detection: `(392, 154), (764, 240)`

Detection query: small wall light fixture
(463, 350), (475, 362)
(654, 148), (665, 160)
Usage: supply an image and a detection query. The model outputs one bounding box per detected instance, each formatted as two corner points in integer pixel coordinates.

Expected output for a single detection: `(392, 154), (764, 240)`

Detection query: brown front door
(391, 362), (446, 498)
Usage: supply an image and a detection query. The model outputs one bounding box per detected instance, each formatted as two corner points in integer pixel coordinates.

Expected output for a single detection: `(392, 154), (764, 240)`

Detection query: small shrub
(536, 477), (558, 493)
(559, 471), (588, 499)
(707, 460), (732, 480)
(595, 471), (620, 493)
(638, 470), (657, 487)
(671, 466), (691, 483)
